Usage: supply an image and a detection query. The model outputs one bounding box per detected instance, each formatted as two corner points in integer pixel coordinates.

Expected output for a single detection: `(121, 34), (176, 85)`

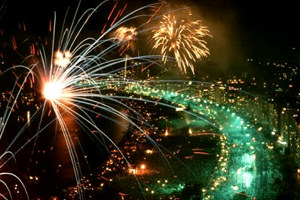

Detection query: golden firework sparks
(152, 14), (211, 74)
(114, 26), (137, 42)
(114, 26), (137, 54)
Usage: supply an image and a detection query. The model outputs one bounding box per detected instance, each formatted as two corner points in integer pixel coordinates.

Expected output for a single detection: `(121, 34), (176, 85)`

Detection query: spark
(5, 2), (165, 199)
(113, 26), (137, 54)
(54, 50), (72, 68)
(114, 26), (137, 43)
(0, 80), (30, 199)
(0, 151), (29, 200)
(0, 2), (216, 199)
(152, 13), (211, 74)
(43, 81), (66, 101)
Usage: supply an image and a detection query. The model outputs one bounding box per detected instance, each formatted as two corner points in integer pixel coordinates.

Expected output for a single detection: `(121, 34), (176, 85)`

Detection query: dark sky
(2, 0), (299, 38)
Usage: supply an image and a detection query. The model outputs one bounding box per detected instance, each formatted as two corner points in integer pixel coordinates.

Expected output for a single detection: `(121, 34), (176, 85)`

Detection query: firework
(0, 151), (29, 199)
(6, 2), (163, 199)
(152, 13), (211, 74)
(113, 26), (137, 54)
(0, 74), (30, 200)
(0, 1), (30, 198)
(53, 50), (72, 68)
(1, 1), (212, 199)
(0, 1), (284, 197)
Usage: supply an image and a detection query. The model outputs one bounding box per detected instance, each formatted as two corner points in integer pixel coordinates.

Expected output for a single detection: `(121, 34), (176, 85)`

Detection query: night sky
(1, 0), (300, 67)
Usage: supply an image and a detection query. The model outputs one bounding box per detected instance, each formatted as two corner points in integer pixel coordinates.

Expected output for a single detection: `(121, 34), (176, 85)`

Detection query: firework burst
(113, 26), (137, 55)
(1, 1), (211, 199)
(3, 1), (164, 199)
(152, 13), (211, 74)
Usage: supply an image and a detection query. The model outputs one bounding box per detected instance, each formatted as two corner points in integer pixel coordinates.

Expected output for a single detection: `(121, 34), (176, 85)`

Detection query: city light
(232, 185), (238, 191)
(140, 164), (146, 170)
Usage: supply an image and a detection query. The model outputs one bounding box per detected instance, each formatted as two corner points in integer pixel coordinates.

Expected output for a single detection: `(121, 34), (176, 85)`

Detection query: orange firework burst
(43, 50), (74, 105)
(152, 14), (211, 74)
(114, 26), (137, 54)
(54, 50), (72, 68)
(114, 26), (137, 43)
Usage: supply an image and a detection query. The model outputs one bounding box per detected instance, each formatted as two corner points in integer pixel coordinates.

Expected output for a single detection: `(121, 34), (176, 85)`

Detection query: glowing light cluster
(43, 81), (64, 101)
(54, 50), (72, 68)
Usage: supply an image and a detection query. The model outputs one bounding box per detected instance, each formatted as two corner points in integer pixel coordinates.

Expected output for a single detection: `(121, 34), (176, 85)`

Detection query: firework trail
(0, 1), (30, 198)
(152, 13), (211, 74)
(0, 151), (29, 200)
(0, 68), (31, 199)
(18, 1), (284, 199)
(1, 1), (214, 199)
(0, 1), (167, 199)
